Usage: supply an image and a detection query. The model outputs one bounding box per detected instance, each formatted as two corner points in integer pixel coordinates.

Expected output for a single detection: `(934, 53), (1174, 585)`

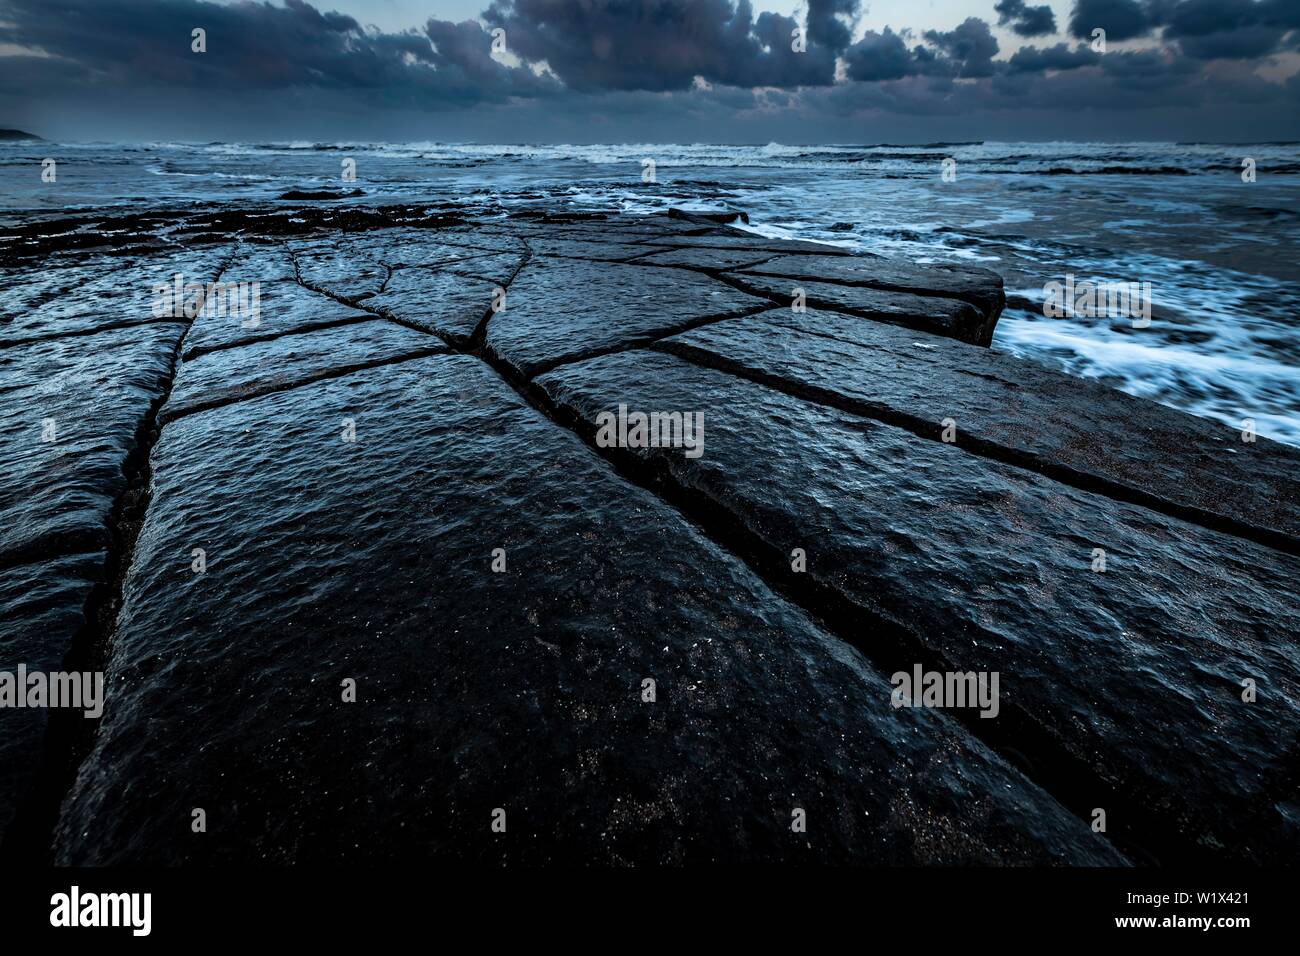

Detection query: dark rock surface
(0, 247), (228, 346)
(525, 238), (664, 262)
(432, 251), (527, 286)
(363, 268), (502, 345)
(633, 247), (780, 271)
(656, 308), (1300, 550)
(735, 254), (1005, 344)
(535, 349), (1300, 864)
(287, 236), (388, 301)
(0, 553), (103, 843)
(277, 188), (365, 201)
(54, 355), (1119, 865)
(485, 257), (766, 375)
(181, 279), (372, 360)
(638, 232), (853, 256)
(0, 319), (184, 565)
(1, 205), (1295, 865)
(724, 273), (988, 342)
(165, 320), (446, 424)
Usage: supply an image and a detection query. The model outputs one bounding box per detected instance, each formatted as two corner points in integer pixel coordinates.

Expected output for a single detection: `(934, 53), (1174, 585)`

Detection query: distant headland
(0, 129), (41, 141)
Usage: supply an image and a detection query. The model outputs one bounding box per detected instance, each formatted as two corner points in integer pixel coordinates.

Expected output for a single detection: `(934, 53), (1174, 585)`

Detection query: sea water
(3, 139), (1297, 444)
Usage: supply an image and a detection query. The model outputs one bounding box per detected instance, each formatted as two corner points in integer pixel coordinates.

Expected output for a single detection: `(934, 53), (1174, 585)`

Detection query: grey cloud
(0, 0), (551, 105)
(805, 0), (861, 50)
(994, 0), (1059, 37)
(1068, 0), (1156, 41)
(0, 0), (1295, 142)
(481, 0), (840, 92)
(1006, 43), (1101, 71)
(923, 18), (1000, 77)
(1159, 0), (1294, 59)
(1176, 24), (1288, 59)
(843, 28), (917, 81)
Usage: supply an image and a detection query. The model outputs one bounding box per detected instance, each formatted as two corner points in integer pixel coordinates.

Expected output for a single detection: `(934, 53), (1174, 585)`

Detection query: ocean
(4, 139), (1298, 445)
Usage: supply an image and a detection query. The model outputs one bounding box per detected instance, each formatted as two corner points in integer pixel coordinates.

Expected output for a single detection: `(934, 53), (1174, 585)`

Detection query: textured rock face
(0, 322), (184, 564)
(0, 245), (224, 855)
(54, 355), (1118, 865)
(165, 320), (445, 423)
(633, 247), (779, 271)
(536, 349), (1300, 864)
(655, 308), (1300, 549)
(734, 254), (1006, 344)
(634, 233), (856, 256)
(0, 553), (104, 841)
(2, 207), (1296, 866)
(181, 279), (372, 359)
(724, 273), (988, 341)
(0, 247), (229, 347)
(363, 268), (501, 344)
(485, 257), (766, 375)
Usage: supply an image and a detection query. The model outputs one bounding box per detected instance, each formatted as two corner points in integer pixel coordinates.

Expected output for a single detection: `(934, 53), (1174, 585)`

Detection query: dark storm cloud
(923, 18), (1000, 77)
(1064, 0), (1300, 58)
(0, 0), (1296, 141)
(480, 0), (845, 92)
(1163, 0), (1300, 34)
(828, 43), (1262, 118)
(1006, 42), (1101, 72)
(0, 0), (551, 104)
(1067, 0), (1156, 41)
(994, 0), (1058, 37)
(1157, 0), (1297, 59)
(842, 28), (918, 81)
(1174, 24), (1288, 59)
(805, 0), (861, 50)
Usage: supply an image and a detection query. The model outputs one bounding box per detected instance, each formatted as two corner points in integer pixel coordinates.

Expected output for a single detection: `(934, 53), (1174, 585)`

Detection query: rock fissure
(2, 251), (234, 861)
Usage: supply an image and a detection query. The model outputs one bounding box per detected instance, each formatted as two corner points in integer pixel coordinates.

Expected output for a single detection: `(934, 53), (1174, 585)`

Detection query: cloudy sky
(2, 0), (1297, 142)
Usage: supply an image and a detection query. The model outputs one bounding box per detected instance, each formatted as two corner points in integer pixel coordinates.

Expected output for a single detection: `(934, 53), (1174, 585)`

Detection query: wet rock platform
(1, 205), (1296, 865)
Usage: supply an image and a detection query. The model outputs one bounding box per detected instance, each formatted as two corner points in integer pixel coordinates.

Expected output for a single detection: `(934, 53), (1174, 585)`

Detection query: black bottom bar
(0, 867), (1287, 941)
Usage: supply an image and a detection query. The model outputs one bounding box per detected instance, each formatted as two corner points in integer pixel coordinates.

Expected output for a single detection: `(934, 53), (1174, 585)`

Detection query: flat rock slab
(218, 244), (298, 286)
(483, 220), (702, 245)
(633, 247), (781, 271)
(638, 233), (855, 256)
(525, 238), (663, 262)
(536, 349), (1300, 864)
(0, 322), (184, 564)
(737, 254), (1004, 344)
(486, 258), (766, 376)
(364, 231), (506, 270)
(726, 273), (987, 342)
(0, 552), (104, 846)
(656, 308), (1300, 550)
(181, 279), (372, 360)
(287, 238), (388, 302)
(433, 251), (527, 287)
(55, 355), (1116, 865)
(165, 320), (446, 424)
(1, 262), (117, 343)
(0, 247), (228, 346)
(364, 269), (501, 345)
